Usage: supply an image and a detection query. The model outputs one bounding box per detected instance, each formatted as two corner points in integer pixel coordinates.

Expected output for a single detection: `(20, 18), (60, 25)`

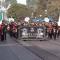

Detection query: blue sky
(17, 0), (26, 5)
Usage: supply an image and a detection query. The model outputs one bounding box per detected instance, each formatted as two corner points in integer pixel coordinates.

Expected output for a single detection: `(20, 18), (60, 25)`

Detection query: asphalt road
(1, 34), (60, 60)
(22, 38), (60, 60)
(0, 34), (42, 60)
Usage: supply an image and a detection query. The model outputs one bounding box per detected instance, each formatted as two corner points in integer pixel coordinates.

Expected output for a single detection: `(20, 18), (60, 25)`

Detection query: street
(0, 0), (60, 60)
(19, 38), (60, 60)
(0, 34), (41, 60)
(0, 34), (60, 60)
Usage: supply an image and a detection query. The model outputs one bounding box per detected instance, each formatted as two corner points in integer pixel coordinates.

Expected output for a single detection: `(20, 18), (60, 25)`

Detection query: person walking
(1, 23), (5, 41)
(3, 24), (7, 40)
(47, 23), (53, 39)
(9, 23), (13, 37)
(57, 27), (60, 38)
(0, 24), (3, 41)
(48, 28), (53, 39)
(53, 27), (57, 40)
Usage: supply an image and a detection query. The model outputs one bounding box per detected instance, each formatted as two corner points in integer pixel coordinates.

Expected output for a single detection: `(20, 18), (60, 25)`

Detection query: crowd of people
(45, 22), (60, 40)
(18, 21), (60, 40)
(8, 22), (19, 39)
(0, 21), (19, 41)
(0, 20), (60, 41)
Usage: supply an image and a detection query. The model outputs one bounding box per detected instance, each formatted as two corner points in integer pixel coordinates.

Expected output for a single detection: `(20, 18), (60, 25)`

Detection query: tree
(35, 0), (60, 18)
(47, 0), (60, 20)
(7, 4), (31, 20)
(3, 0), (17, 8)
(35, 0), (47, 17)
(5, 0), (17, 4)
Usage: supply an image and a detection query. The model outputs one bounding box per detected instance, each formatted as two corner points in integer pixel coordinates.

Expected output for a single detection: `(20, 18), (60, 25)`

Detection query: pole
(0, 0), (2, 7)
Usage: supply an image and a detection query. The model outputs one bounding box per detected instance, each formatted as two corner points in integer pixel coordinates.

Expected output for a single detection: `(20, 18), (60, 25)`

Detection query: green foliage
(7, 4), (31, 20)
(4, 0), (17, 8)
(46, 0), (60, 20)
(35, 0), (60, 18)
(35, 0), (47, 17)
(5, 0), (17, 4)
